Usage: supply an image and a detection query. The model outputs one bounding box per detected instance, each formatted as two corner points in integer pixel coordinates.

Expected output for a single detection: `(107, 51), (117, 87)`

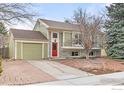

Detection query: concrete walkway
(35, 71), (124, 85)
(27, 60), (93, 80)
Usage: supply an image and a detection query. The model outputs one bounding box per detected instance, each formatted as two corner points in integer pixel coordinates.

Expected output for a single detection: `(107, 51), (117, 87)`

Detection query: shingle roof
(10, 29), (48, 41)
(40, 19), (80, 31)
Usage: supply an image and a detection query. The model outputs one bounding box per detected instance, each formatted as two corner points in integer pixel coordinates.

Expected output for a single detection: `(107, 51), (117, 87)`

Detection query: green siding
(23, 43), (42, 60)
(9, 33), (15, 59)
(60, 32), (63, 46)
(17, 42), (21, 59)
(44, 43), (48, 58)
(33, 21), (48, 39)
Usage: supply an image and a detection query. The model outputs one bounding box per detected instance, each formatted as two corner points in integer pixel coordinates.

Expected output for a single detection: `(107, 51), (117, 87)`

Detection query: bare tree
(64, 18), (73, 24)
(71, 8), (103, 59)
(0, 3), (36, 25)
(0, 4), (36, 58)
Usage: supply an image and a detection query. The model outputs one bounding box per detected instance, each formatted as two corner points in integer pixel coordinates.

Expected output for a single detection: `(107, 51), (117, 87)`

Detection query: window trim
(72, 32), (81, 46)
(52, 32), (58, 38)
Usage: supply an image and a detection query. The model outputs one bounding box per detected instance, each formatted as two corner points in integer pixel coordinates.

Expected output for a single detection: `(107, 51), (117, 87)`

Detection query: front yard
(0, 58), (124, 85)
(0, 60), (56, 85)
(57, 58), (124, 75)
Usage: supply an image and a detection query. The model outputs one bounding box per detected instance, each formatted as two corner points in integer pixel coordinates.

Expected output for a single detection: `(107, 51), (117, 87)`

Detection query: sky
(10, 3), (109, 30)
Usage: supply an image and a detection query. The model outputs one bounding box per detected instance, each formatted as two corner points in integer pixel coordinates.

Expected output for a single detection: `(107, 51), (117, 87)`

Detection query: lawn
(0, 60), (56, 85)
(57, 58), (124, 75)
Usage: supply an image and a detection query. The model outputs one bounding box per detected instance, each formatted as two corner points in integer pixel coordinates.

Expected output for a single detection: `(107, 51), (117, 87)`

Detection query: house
(9, 18), (104, 60)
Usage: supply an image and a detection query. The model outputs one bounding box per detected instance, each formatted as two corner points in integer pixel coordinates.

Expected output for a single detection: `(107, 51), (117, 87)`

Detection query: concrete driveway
(0, 60), (56, 85)
(27, 60), (93, 80)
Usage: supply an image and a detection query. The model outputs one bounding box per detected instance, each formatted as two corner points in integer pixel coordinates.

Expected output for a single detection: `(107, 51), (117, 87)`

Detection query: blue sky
(32, 3), (107, 21)
(10, 3), (108, 29)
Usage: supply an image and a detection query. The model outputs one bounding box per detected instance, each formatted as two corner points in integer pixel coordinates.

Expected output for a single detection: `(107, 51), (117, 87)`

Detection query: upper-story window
(72, 33), (81, 46)
(75, 34), (79, 39)
(53, 33), (57, 38)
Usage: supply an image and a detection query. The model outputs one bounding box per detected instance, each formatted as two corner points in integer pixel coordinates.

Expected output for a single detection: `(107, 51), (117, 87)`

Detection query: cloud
(9, 21), (36, 30)
(105, 3), (111, 6)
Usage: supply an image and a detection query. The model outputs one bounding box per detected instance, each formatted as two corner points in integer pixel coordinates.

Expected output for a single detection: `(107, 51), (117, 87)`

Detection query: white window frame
(72, 32), (81, 47)
(52, 32), (58, 38)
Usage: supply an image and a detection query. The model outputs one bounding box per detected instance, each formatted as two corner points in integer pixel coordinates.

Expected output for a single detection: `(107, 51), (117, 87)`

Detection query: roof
(10, 29), (48, 41)
(40, 19), (80, 31)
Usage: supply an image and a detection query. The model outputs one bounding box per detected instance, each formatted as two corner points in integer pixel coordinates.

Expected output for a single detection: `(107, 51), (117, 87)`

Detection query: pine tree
(0, 22), (6, 35)
(105, 3), (124, 59)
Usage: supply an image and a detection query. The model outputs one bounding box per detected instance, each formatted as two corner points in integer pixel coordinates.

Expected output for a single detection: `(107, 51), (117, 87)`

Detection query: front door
(52, 42), (57, 57)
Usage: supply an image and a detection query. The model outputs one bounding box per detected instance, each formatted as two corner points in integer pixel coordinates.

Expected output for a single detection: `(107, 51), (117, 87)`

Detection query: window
(72, 33), (81, 46)
(89, 51), (94, 56)
(75, 34), (79, 39)
(53, 33), (57, 38)
(72, 51), (79, 56)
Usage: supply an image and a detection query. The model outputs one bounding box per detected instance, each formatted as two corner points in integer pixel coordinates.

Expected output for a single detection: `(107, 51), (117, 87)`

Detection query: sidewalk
(35, 71), (124, 85)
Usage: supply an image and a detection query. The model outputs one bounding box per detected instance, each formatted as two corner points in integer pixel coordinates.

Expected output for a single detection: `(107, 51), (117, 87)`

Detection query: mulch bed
(79, 68), (120, 75)
(57, 58), (124, 75)
(0, 60), (56, 85)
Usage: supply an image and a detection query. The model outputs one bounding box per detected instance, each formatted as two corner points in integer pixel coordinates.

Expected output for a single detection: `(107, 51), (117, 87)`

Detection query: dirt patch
(57, 58), (124, 75)
(79, 68), (120, 75)
(0, 60), (56, 85)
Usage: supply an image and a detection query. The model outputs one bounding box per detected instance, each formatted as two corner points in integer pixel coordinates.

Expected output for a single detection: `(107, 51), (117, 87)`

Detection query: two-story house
(9, 19), (103, 60)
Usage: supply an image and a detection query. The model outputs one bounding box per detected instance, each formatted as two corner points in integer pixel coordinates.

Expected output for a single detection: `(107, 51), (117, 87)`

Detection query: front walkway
(35, 71), (124, 85)
(27, 60), (93, 80)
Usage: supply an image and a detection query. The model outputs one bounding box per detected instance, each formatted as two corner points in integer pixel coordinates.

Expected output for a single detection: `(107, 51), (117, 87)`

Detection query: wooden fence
(0, 47), (9, 58)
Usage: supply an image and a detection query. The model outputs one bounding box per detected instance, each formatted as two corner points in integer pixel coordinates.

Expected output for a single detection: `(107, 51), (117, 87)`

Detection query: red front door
(52, 42), (57, 57)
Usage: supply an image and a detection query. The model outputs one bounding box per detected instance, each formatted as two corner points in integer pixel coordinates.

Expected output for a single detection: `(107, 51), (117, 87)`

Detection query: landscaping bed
(57, 58), (124, 75)
(0, 60), (56, 85)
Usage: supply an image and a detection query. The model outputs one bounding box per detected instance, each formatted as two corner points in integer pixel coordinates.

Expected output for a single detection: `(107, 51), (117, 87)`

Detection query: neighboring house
(9, 18), (104, 60)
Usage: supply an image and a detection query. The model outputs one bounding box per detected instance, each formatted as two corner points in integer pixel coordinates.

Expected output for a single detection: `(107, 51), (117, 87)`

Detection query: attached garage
(9, 29), (48, 60)
(23, 43), (42, 60)
(16, 42), (48, 60)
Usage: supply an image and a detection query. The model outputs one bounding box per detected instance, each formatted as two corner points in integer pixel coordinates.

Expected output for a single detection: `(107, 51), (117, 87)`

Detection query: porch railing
(63, 40), (83, 47)
(63, 40), (100, 48)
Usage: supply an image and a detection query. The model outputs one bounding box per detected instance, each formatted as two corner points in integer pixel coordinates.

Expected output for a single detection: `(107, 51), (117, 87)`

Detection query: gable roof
(10, 28), (48, 41)
(40, 19), (80, 31)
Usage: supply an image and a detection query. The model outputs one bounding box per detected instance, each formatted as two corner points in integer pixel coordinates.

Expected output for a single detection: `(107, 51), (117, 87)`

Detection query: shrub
(0, 55), (3, 76)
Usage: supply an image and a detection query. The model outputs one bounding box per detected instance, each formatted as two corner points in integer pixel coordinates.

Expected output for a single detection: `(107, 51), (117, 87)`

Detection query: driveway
(27, 60), (93, 80)
(0, 60), (56, 85)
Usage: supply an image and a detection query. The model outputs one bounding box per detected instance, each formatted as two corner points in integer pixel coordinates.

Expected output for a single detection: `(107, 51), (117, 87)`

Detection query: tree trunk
(3, 46), (5, 59)
(85, 49), (89, 60)
(0, 55), (2, 76)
